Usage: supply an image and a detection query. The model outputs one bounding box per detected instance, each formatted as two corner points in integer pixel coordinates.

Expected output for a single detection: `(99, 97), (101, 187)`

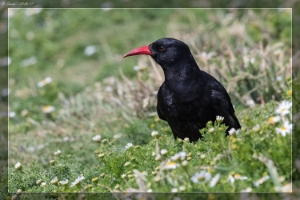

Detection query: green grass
(6, 8), (295, 198)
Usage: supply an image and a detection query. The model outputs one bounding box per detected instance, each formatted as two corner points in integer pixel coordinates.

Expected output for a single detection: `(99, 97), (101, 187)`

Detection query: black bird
(123, 38), (240, 142)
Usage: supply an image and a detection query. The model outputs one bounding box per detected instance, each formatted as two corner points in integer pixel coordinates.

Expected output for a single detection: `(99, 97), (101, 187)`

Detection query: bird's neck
(162, 58), (201, 88)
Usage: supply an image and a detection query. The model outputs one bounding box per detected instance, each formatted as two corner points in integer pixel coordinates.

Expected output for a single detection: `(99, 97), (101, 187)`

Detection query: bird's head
(123, 38), (193, 66)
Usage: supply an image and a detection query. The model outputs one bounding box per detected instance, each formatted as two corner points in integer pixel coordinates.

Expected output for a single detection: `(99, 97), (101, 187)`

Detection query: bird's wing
(210, 88), (240, 129)
(157, 84), (167, 121)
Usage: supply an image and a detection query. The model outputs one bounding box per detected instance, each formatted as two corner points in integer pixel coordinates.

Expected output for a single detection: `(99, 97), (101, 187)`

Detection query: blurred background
(6, 8), (292, 165)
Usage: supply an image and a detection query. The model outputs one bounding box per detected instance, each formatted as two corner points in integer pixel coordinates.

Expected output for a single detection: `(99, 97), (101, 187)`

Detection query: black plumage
(123, 38), (240, 142)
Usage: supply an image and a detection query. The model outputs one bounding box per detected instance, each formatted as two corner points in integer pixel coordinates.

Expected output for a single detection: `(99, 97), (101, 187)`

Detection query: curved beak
(123, 45), (151, 58)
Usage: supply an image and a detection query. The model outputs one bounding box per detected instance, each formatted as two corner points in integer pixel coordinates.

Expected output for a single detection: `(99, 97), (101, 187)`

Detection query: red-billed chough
(123, 38), (240, 142)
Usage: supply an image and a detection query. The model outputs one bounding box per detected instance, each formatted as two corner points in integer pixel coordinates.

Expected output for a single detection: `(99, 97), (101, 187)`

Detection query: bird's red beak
(123, 45), (151, 58)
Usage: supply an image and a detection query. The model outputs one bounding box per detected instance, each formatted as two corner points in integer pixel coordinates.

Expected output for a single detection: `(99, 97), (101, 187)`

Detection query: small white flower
(125, 143), (133, 150)
(181, 160), (188, 166)
(50, 177), (58, 184)
(14, 162), (21, 170)
(92, 135), (101, 143)
(276, 100), (292, 115)
(71, 175), (85, 187)
(151, 131), (159, 137)
(41, 182), (46, 187)
(84, 45), (97, 56)
(133, 65), (140, 71)
(179, 186), (186, 191)
(216, 115), (224, 122)
(124, 162), (131, 167)
(254, 175), (270, 187)
(37, 77), (52, 87)
(210, 173), (220, 187)
(171, 151), (187, 161)
(268, 116), (281, 124)
(155, 154), (161, 161)
(191, 170), (212, 183)
(171, 188), (178, 193)
(164, 161), (179, 170)
(42, 105), (55, 113)
(228, 128), (236, 135)
(234, 173), (248, 180)
(183, 137), (189, 142)
(58, 179), (69, 185)
(208, 127), (215, 133)
(252, 124), (260, 132)
(228, 175), (235, 184)
(151, 151), (156, 156)
(54, 150), (61, 156)
(276, 121), (293, 137)
(160, 149), (168, 155)
(280, 183), (292, 193)
(16, 189), (22, 194)
(121, 174), (126, 179)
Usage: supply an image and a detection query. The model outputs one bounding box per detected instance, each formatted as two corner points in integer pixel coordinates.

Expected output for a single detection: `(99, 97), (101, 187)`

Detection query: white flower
(228, 128), (236, 135)
(276, 100), (292, 115)
(59, 179), (69, 185)
(160, 149), (168, 155)
(71, 175), (85, 187)
(84, 45), (97, 56)
(151, 131), (159, 137)
(228, 174), (248, 184)
(124, 162), (131, 167)
(181, 160), (188, 166)
(37, 77), (52, 87)
(228, 175), (235, 184)
(50, 177), (58, 184)
(42, 105), (55, 113)
(210, 173), (220, 187)
(41, 182), (46, 187)
(171, 151), (187, 161)
(179, 186), (186, 191)
(254, 175), (270, 187)
(276, 121), (293, 136)
(252, 124), (260, 132)
(234, 173), (248, 180)
(268, 116), (281, 124)
(121, 174), (126, 179)
(125, 143), (133, 150)
(164, 161), (179, 170)
(155, 154), (161, 161)
(216, 115), (224, 122)
(171, 188), (178, 193)
(14, 162), (21, 170)
(54, 150), (61, 156)
(191, 170), (212, 183)
(92, 135), (101, 143)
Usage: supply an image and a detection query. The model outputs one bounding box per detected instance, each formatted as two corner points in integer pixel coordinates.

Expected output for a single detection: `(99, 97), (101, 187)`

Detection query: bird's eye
(159, 46), (166, 52)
